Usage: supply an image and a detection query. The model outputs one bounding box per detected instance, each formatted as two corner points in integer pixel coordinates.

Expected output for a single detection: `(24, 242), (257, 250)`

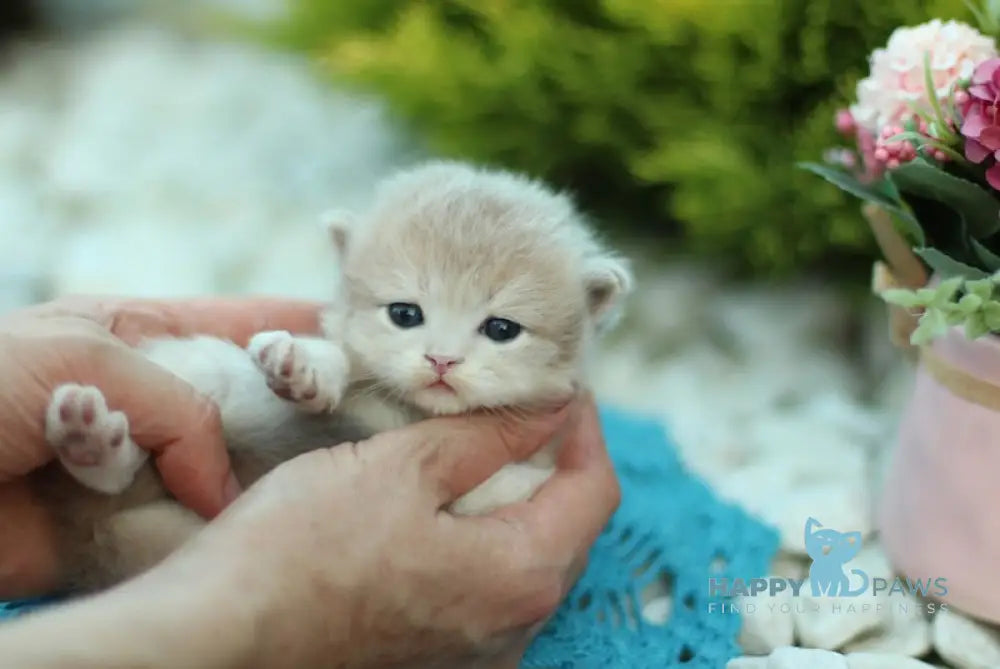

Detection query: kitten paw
(247, 331), (347, 413)
(45, 384), (148, 494)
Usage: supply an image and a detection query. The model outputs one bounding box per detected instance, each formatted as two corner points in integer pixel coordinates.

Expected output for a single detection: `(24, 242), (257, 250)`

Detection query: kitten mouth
(426, 379), (455, 393)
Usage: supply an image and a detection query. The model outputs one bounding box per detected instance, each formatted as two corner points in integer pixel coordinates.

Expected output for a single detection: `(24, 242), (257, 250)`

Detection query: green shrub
(266, 0), (975, 277)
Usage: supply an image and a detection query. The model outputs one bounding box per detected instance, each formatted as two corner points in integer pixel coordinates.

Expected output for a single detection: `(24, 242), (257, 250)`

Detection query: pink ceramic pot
(879, 326), (1000, 623)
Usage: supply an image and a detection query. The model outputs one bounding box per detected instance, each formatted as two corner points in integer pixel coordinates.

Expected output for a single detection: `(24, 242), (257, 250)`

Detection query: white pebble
(727, 658), (769, 669)
(843, 592), (930, 657)
(738, 580), (795, 655)
(794, 579), (887, 650)
(932, 607), (1000, 669)
(641, 596), (671, 625)
(845, 652), (934, 669)
(775, 485), (872, 555)
(767, 646), (849, 668)
(770, 552), (809, 580)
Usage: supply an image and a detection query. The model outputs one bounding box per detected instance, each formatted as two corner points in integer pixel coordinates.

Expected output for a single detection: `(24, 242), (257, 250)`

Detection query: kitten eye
(479, 317), (521, 342)
(387, 303), (424, 328)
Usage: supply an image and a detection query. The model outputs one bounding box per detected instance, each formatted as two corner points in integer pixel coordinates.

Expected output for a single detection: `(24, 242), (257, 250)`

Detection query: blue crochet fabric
(0, 405), (779, 668)
(520, 406), (779, 668)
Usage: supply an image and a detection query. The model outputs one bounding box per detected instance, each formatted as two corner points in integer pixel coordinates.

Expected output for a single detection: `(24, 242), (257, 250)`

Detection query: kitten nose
(425, 354), (463, 375)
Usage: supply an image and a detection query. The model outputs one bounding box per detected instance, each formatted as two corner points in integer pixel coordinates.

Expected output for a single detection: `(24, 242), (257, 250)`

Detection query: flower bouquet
(804, 13), (1000, 345)
(804, 5), (1000, 624)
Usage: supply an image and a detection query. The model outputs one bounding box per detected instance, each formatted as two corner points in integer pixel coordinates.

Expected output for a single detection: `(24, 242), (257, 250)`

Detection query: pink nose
(425, 354), (462, 375)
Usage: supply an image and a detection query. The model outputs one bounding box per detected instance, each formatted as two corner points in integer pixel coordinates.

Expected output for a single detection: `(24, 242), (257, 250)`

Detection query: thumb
(400, 401), (574, 507)
(73, 343), (240, 519)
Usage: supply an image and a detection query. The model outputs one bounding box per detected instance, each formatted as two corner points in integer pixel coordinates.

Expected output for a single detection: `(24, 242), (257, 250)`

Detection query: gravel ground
(0, 9), (993, 668)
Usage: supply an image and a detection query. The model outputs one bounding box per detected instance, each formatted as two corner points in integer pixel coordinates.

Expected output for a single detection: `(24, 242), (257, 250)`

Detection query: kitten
(29, 160), (633, 594)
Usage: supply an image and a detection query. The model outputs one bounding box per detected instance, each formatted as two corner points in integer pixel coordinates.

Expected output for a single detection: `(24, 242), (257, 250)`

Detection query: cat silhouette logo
(804, 517), (869, 598)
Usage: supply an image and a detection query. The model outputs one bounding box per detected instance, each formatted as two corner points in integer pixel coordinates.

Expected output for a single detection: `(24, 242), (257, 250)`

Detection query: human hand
(147, 392), (619, 669)
(0, 294), (323, 598)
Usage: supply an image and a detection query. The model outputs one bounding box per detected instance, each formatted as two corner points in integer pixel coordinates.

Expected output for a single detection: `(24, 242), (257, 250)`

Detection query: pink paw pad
(249, 332), (320, 402)
(45, 385), (129, 469)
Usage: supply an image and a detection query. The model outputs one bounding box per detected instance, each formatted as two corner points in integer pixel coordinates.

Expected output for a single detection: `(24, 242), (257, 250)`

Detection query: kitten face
(328, 161), (631, 415)
(342, 254), (584, 415)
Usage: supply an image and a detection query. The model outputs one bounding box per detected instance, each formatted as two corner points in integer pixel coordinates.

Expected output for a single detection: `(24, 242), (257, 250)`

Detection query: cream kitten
(29, 160), (633, 593)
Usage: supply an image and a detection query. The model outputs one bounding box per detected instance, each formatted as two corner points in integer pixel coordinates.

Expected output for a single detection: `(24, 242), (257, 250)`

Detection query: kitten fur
(29, 160), (633, 594)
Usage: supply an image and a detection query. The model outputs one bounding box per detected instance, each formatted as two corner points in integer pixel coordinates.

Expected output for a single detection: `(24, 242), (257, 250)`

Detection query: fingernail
(222, 471), (242, 506)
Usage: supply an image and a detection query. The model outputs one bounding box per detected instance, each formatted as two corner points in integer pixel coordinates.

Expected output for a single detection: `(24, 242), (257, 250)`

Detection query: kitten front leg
(247, 331), (349, 414)
(450, 440), (560, 516)
(45, 384), (148, 495)
(450, 463), (555, 516)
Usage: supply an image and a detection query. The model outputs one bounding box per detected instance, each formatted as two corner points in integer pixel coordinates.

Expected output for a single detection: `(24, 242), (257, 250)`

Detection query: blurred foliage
(0, 0), (39, 44)
(265, 0), (975, 277)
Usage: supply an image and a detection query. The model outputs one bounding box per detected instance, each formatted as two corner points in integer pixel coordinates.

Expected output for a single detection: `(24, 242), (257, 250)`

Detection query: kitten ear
(320, 208), (355, 256)
(583, 254), (633, 326)
(843, 531), (863, 545)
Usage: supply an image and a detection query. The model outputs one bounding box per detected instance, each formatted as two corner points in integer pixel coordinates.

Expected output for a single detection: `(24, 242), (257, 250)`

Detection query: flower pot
(878, 325), (1000, 623)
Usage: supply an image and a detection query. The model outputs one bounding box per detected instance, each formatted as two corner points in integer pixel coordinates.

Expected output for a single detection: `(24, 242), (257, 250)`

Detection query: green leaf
(798, 162), (910, 216)
(958, 293), (984, 313)
(984, 301), (1000, 330)
(915, 287), (940, 302)
(944, 305), (968, 325)
(889, 160), (1000, 239)
(967, 0), (994, 33)
(971, 238), (1000, 272)
(911, 307), (949, 345)
(902, 194), (964, 258)
(934, 275), (968, 302)
(884, 200), (926, 246)
(881, 288), (923, 308)
(914, 248), (990, 280)
(965, 311), (991, 339)
(966, 278), (996, 300)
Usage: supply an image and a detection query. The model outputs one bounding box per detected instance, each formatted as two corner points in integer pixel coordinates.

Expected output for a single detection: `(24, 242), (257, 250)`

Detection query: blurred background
(0, 0), (971, 573)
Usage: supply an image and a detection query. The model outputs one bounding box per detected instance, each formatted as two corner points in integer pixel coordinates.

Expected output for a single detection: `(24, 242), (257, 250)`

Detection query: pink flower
(850, 20), (997, 134)
(960, 57), (1000, 189)
(835, 109), (857, 137)
(834, 111), (948, 183)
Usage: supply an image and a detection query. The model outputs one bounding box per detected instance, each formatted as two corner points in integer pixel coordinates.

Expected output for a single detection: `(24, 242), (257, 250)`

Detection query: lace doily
(522, 406), (780, 668)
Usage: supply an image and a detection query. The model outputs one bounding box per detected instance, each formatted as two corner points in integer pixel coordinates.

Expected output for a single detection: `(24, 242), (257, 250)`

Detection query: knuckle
(74, 331), (124, 363)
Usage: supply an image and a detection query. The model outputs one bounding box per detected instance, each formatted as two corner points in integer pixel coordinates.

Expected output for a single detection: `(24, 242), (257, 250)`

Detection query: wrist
(158, 523), (354, 669)
(0, 557), (253, 669)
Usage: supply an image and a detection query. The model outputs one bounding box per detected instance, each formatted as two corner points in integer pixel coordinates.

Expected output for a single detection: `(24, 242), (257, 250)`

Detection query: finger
(495, 396), (620, 555)
(63, 342), (241, 518)
(106, 297), (325, 347)
(398, 402), (574, 506)
(0, 321), (120, 481)
(484, 635), (533, 669)
(28, 295), (325, 347)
